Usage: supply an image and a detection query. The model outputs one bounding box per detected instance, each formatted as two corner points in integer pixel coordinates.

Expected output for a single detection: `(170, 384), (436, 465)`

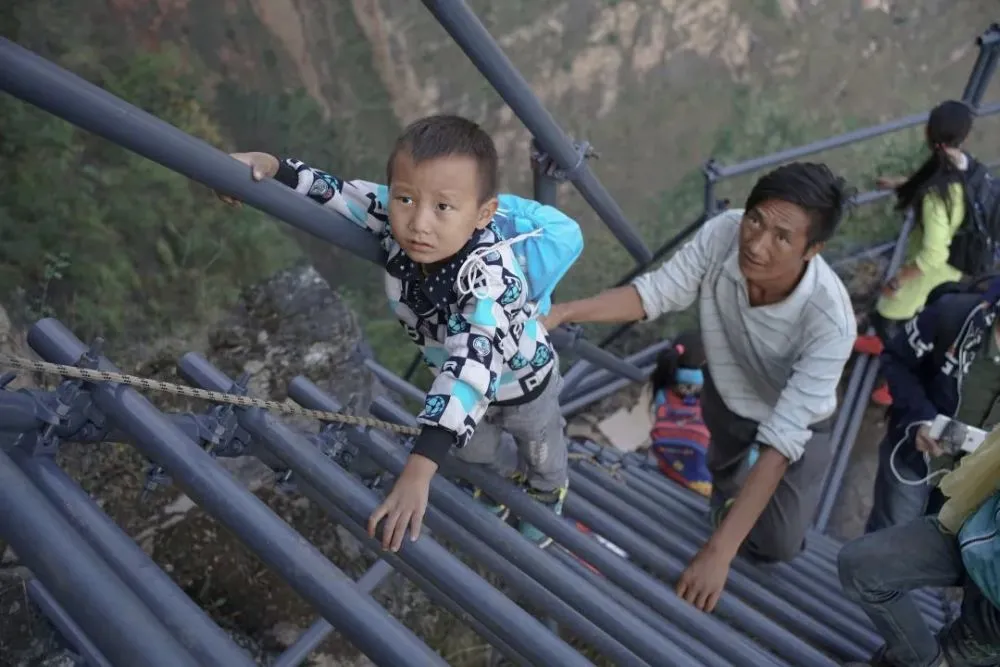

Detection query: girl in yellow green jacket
(856, 100), (975, 405)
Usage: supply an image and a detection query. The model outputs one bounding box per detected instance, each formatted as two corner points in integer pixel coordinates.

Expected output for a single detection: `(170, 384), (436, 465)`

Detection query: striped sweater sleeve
(631, 211), (737, 320)
(755, 328), (855, 462)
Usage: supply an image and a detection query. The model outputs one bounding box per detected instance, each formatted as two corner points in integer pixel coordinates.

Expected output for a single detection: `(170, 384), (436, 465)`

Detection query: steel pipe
(0, 38), (384, 264)
(0, 448), (198, 667)
(26, 580), (113, 667)
(369, 398), (785, 667)
(420, 0), (652, 264)
(180, 356), (596, 667)
(272, 560), (396, 667)
(569, 464), (881, 658)
(26, 318), (442, 667)
(563, 492), (846, 665)
(10, 451), (256, 667)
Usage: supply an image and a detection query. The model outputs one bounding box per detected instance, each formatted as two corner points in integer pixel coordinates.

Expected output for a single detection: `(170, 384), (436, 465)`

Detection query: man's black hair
(743, 162), (855, 247)
(386, 114), (499, 204)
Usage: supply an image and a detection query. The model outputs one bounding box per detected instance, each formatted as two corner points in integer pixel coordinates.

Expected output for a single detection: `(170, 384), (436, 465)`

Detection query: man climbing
(543, 162), (857, 611)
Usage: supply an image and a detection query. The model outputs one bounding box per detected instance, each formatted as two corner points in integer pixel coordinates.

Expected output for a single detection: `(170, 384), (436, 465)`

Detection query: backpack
(923, 271), (1000, 308)
(489, 194), (584, 316)
(947, 158), (1000, 276)
(649, 391), (712, 498)
(957, 489), (1000, 609)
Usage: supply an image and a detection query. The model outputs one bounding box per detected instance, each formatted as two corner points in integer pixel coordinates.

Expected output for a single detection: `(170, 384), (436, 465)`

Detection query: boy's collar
(385, 228), (488, 309)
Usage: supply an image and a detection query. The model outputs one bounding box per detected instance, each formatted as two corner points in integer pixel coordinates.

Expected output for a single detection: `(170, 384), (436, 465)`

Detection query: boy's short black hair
(744, 162), (855, 248)
(386, 114), (499, 204)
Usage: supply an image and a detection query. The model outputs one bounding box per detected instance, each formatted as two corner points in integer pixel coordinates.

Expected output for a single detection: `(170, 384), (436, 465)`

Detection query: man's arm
(546, 211), (732, 327)
(713, 328), (856, 552)
(677, 326), (855, 611)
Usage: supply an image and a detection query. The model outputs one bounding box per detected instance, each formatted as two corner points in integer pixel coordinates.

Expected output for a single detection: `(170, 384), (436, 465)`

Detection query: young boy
(220, 115), (568, 550)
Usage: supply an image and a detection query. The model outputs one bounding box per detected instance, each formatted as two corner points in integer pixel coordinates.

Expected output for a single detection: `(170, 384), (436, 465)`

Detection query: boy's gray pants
(454, 369), (568, 492)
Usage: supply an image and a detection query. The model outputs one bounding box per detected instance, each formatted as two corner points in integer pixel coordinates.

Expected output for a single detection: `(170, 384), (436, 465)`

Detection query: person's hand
(882, 265), (922, 297)
(676, 543), (733, 613)
(915, 423), (945, 458)
(217, 152), (280, 207)
(367, 454), (438, 551)
(881, 276), (901, 298)
(540, 303), (570, 332)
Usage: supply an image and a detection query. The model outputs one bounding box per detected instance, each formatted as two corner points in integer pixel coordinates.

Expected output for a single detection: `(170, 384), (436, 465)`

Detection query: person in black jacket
(865, 274), (1000, 533)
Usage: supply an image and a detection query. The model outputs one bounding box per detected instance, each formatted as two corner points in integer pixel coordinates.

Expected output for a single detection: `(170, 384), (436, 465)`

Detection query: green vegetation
(0, 2), (929, 382)
(0, 45), (300, 345)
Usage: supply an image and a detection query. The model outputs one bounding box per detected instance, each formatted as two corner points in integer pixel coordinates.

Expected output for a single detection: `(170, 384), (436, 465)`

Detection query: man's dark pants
(701, 371), (833, 563)
(839, 516), (1000, 666)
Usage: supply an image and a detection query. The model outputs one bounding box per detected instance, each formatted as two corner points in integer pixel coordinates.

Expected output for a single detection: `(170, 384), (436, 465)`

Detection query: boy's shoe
(454, 479), (510, 521)
(518, 484), (568, 549)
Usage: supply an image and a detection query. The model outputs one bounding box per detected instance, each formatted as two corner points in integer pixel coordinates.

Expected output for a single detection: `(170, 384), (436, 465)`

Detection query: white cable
(889, 420), (949, 486)
(457, 227), (544, 300)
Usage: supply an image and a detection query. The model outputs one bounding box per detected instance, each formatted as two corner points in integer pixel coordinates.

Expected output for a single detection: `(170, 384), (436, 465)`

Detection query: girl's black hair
(650, 331), (705, 394)
(895, 100), (974, 219)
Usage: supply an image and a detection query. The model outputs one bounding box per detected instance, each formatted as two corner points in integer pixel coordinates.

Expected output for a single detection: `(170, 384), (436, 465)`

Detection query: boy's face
(387, 150), (498, 265)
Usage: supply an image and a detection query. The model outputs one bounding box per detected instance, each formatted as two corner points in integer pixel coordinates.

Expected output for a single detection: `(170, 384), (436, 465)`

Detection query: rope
(456, 227), (543, 299)
(0, 352), (420, 436)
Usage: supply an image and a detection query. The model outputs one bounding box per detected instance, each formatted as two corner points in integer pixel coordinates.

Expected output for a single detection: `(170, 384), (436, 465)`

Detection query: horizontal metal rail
(0, 38), (384, 264)
(25, 318), (446, 667)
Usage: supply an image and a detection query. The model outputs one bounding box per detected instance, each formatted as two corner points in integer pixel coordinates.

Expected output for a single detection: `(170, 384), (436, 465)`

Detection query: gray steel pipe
(360, 400), (716, 666)
(419, 0), (652, 264)
(0, 449), (198, 667)
(26, 318), (443, 667)
(569, 464), (881, 658)
(273, 560), (396, 667)
(0, 38), (383, 264)
(26, 580), (113, 667)
(10, 451), (256, 667)
(563, 492), (845, 665)
(178, 355), (595, 667)
(368, 397), (781, 667)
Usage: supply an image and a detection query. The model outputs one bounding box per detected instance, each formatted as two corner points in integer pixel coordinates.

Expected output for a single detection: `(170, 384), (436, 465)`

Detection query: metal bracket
(142, 370), (252, 501)
(530, 138), (599, 182)
(702, 158), (722, 184)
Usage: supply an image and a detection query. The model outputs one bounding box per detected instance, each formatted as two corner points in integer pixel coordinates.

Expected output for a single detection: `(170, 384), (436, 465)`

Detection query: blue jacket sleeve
(880, 305), (941, 428)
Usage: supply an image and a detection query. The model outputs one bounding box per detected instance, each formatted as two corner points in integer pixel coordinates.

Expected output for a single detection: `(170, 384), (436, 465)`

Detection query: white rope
(456, 228), (543, 300)
(890, 420), (948, 487)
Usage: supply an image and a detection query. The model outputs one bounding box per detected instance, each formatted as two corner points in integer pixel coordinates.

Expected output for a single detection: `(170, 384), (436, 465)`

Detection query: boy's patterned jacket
(274, 158), (556, 464)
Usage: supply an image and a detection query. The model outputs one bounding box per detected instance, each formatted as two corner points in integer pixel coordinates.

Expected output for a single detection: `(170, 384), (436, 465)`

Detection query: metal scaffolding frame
(1, 5), (998, 666)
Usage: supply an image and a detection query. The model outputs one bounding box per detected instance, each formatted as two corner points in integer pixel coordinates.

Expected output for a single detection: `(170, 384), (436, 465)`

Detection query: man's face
(387, 150), (497, 265)
(738, 199), (822, 285)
